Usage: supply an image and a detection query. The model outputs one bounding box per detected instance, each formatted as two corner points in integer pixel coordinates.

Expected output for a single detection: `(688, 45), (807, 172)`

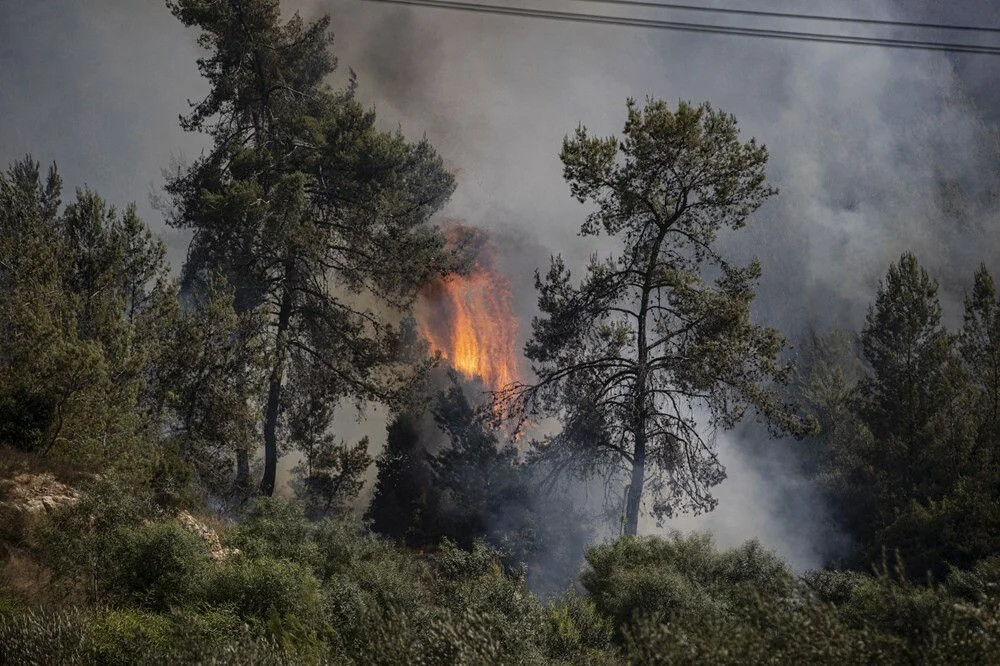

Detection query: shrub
(107, 521), (209, 610)
(85, 608), (174, 665)
(313, 519), (431, 655)
(37, 476), (161, 602)
(541, 593), (614, 664)
(426, 540), (545, 661)
(622, 595), (901, 665)
(581, 532), (793, 635)
(202, 554), (326, 658)
(228, 498), (320, 567)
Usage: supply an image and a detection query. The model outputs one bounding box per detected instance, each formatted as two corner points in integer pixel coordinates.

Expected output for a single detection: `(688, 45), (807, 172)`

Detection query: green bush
(204, 555), (322, 623)
(541, 593), (614, 664)
(426, 540), (546, 662)
(313, 519), (431, 656)
(581, 532), (793, 635)
(0, 607), (293, 665)
(85, 608), (174, 665)
(107, 521), (209, 610)
(38, 477), (162, 602)
(622, 595), (901, 665)
(229, 498), (320, 567)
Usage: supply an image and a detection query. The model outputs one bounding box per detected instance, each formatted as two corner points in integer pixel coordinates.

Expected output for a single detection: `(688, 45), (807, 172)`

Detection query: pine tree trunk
(624, 436), (645, 536)
(624, 222), (668, 536)
(259, 286), (292, 496)
(234, 447), (250, 492)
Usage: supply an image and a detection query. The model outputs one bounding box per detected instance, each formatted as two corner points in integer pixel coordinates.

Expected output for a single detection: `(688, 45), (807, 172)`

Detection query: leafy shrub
(313, 519), (431, 655)
(85, 609), (174, 665)
(622, 594), (900, 665)
(107, 521), (209, 610)
(541, 593), (614, 664)
(426, 540), (546, 661)
(38, 476), (161, 602)
(582, 532), (793, 635)
(203, 556), (323, 624)
(228, 497), (320, 567)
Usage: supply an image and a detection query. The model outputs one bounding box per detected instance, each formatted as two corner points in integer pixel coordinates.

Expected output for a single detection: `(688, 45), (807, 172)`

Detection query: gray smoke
(4, 0), (1000, 570)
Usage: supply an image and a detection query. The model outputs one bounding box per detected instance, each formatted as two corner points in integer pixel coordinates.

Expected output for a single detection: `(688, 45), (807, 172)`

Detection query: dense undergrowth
(3, 470), (1000, 665)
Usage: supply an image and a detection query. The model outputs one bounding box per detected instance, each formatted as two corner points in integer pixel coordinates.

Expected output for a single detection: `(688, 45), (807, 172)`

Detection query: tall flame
(416, 227), (520, 391)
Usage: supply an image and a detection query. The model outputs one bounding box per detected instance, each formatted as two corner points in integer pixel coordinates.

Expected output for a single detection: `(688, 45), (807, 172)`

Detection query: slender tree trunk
(260, 285), (293, 496)
(234, 447), (250, 492)
(624, 433), (646, 536)
(623, 220), (670, 536)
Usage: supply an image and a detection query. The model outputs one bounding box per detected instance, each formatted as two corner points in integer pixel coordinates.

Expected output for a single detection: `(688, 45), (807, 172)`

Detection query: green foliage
(505, 98), (810, 537)
(84, 609), (174, 665)
(203, 556), (324, 629)
(39, 476), (162, 602)
(159, 272), (267, 502)
(541, 594), (614, 664)
(17, 483), (1000, 664)
(106, 522), (209, 611)
(800, 254), (1000, 578)
(166, 0), (461, 496)
(582, 532), (793, 635)
(0, 158), (176, 472)
(229, 497), (321, 566)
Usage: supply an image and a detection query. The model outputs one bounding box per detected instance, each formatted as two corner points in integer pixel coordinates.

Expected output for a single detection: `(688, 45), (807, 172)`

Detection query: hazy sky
(3, 0), (1000, 567)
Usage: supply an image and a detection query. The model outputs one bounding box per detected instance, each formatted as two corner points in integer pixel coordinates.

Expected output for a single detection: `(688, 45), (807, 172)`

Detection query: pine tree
(159, 273), (267, 501)
(961, 265), (1000, 448)
(366, 411), (437, 547)
(500, 99), (809, 535)
(0, 157), (176, 473)
(822, 253), (982, 576)
(165, 0), (459, 495)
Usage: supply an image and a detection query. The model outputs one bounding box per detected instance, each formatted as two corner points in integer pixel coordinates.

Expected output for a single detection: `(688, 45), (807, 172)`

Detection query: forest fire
(416, 226), (520, 391)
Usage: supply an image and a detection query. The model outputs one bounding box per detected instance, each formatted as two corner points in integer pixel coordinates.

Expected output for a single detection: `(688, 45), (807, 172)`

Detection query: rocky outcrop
(176, 510), (239, 561)
(0, 472), (80, 515)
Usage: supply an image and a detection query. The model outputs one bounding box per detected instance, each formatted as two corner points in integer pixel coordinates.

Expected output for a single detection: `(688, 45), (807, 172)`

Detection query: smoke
(4, 0), (1000, 569)
(0, 0), (206, 268)
(293, 0), (1000, 569)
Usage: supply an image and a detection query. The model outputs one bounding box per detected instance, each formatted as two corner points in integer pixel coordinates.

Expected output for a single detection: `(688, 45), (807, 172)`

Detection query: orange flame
(416, 228), (520, 391)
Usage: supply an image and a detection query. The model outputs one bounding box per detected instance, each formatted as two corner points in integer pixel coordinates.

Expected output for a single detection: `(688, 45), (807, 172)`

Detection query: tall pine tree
(165, 0), (460, 495)
(500, 99), (809, 535)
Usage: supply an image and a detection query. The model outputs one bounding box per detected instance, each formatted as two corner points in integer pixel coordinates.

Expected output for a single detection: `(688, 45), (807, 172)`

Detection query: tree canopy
(165, 0), (462, 495)
(500, 99), (810, 535)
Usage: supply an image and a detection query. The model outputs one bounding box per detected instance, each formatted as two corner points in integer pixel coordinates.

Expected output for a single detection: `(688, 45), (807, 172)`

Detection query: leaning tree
(500, 99), (810, 535)
(165, 0), (461, 495)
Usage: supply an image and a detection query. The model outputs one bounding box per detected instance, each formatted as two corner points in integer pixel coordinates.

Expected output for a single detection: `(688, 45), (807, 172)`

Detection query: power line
(570, 0), (1000, 35)
(357, 0), (1000, 55)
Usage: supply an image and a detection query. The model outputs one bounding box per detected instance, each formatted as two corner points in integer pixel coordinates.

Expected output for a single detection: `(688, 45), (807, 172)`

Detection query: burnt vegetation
(4, 1), (1000, 663)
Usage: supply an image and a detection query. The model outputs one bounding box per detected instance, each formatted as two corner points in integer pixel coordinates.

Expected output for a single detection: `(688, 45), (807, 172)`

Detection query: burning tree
(500, 99), (810, 536)
(415, 225), (521, 392)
